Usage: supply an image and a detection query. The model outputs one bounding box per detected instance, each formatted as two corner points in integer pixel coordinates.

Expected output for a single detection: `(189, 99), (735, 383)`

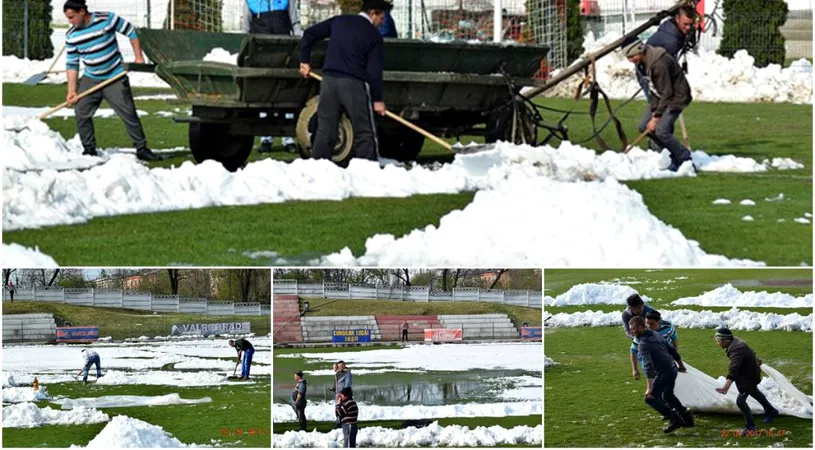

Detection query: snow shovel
(38, 70), (128, 120)
(678, 113), (691, 150)
(307, 72), (496, 155)
(227, 360), (241, 380)
(24, 44), (67, 85)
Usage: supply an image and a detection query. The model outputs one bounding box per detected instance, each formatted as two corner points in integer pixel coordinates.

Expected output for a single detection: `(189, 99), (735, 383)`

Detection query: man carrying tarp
(229, 338), (255, 380)
(77, 349), (103, 383)
(631, 310), (679, 382)
(714, 328), (779, 434)
(622, 293), (659, 341)
(630, 316), (693, 433)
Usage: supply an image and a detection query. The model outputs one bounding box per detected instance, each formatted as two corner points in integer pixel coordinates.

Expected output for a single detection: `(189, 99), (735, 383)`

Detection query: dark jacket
(336, 398), (359, 424)
(300, 14), (385, 101)
(622, 304), (657, 340)
(378, 10), (397, 38)
(234, 338), (253, 352)
(292, 378), (307, 406)
(646, 18), (688, 59)
(643, 46), (692, 117)
(638, 329), (682, 379)
(725, 338), (762, 391)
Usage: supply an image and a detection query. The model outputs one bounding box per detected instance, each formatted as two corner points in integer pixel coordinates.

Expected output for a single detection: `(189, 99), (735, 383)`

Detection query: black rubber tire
(188, 122), (254, 172)
(377, 126), (426, 162)
(295, 96), (354, 167)
(485, 100), (538, 146)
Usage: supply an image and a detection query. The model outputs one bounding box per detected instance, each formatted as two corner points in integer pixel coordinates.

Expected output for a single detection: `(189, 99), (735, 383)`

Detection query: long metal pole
(524, 1), (692, 99)
(146, 0), (152, 28)
(493, 0), (502, 42)
(23, 0), (29, 59)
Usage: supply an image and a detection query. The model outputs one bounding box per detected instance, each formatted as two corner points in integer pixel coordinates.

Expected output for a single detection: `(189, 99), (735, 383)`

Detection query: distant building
(93, 270), (161, 290)
(478, 270), (511, 288)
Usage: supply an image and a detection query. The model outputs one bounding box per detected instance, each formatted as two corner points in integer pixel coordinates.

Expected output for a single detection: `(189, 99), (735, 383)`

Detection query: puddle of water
(273, 369), (533, 406)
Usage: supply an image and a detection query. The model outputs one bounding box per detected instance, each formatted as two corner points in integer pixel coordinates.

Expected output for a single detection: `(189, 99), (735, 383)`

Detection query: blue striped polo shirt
(65, 11), (137, 79)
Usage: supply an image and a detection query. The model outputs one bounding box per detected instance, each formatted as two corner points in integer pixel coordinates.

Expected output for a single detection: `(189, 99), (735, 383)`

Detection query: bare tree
(2, 269), (14, 286)
(180, 270), (213, 298)
(392, 269), (411, 287)
(487, 269), (509, 290)
(237, 270), (253, 302)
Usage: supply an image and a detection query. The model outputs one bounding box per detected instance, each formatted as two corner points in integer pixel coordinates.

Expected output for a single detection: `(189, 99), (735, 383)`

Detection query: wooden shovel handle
(624, 131), (649, 153)
(307, 71), (453, 151)
(38, 71), (128, 120)
(45, 44), (67, 75)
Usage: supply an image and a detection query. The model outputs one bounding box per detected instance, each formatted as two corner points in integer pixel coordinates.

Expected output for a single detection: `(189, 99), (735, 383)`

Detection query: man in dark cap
(336, 387), (359, 447)
(62, 0), (161, 161)
(299, 0), (391, 166)
(292, 370), (308, 431)
(621, 293), (659, 341)
(630, 316), (692, 433)
(623, 39), (694, 172)
(714, 328), (779, 434)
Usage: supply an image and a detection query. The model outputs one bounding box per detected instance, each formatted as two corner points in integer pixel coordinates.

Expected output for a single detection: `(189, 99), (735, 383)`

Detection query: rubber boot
(680, 409), (694, 427)
(663, 411), (685, 433)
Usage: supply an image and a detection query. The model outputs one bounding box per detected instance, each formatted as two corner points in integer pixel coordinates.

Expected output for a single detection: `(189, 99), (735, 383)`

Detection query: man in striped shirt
(336, 387), (359, 447)
(63, 0), (160, 161)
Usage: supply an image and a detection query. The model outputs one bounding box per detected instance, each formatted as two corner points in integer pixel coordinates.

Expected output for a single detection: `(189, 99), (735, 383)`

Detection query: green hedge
(2, 0), (54, 60)
(163, 0), (223, 31)
(565, 0), (584, 63)
(718, 0), (787, 67)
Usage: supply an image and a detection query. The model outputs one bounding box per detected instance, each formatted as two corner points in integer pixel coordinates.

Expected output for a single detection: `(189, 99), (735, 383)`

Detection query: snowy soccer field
(544, 269), (813, 447)
(2, 336), (272, 447)
(272, 342), (542, 447)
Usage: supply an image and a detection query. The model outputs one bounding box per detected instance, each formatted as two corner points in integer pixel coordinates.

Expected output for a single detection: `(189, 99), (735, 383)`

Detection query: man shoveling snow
(228, 338), (255, 380)
(77, 349), (103, 383)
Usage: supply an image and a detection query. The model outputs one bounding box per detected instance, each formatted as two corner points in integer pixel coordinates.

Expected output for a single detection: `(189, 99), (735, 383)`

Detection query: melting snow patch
(53, 394), (213, 409)
(274, 401), (541, 423)
(2, 402), (109, 428)
(794, 218), (811, 224)
(712, 198), (732, 205)
(202, 48), (238, 65)
(2, 243), (59, 267)
(76, 415), (211, 448)
(671, 283), (812, 308)
(742, 215), (755, 222)
(544, 356), (559, 368)
(273, 422), (542, 447)
(3, 373), (18, 388)
(766, 193), (785, 202)
(2, 386), (51, 403)
(740, 199), (756, 206)
(545, 308), (811, 332)
(544, 283), (650, 306)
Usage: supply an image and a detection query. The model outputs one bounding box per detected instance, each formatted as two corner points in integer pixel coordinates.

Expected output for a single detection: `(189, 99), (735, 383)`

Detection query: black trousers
(402, 330), (408, 341)
(737, 384), (775, 428)
(249, 10), (292, 35)
(295, 402), (307, 431)
(75, 75), (147, 152)
(313, 74), (378, 163)
(644, 368), (686, 419)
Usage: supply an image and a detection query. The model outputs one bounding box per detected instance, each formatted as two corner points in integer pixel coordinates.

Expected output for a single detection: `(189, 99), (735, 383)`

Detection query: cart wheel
(377, 126), (425, 162)
(485, 99), (538, 146)
(189, 122), (254, 172)
(295, 96), (354, 167)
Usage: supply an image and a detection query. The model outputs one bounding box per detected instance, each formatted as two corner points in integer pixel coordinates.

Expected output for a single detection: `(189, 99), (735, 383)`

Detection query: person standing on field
(62, 0), (161, 161)
(401, 320), (409, 342)
(292, 370), (308, 431)
(336, 387), (359, 447)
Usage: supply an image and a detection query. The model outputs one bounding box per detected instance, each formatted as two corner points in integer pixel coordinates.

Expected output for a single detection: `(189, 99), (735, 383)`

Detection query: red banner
(423, 328), (463, 342)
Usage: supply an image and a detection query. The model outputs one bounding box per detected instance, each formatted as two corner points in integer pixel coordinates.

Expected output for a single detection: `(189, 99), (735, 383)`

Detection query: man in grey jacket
(630, 316), (693, 433)
(714, 328), (779, 433)
(292, 370), (308, 431)
(242, 0), (301, 153)
(624, 39), (694, 172)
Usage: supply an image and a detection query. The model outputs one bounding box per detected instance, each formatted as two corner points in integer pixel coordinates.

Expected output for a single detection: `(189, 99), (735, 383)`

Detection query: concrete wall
(438, 314), (519, 339)
(3, 314), (57, 343)
(301, 316), (381, 342)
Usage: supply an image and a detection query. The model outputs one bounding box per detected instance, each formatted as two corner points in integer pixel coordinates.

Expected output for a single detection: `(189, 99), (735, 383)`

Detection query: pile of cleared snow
(54, 394), (212, 409)
(273, 422), (542, 447)
(1, 243), (59, 267)
(541, 32), (812, 104)
(277, 343), (541, 372)
(77, 415), (209, 448)
(544, 356), (559, 368)
(2, 386), (51, 403)
(94, 370), (229, 387)
(672, 283), (812, 308)
(3, 372), (18, 388)
(2, 402), (109, 428)
(202, 48), (238, 65)
(544, 283), (650, 306)
(274, 401), (541, 423)
(545, 307), (811, 331)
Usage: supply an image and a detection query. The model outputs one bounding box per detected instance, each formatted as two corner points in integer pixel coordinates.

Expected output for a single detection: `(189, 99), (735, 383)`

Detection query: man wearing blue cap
(714, 328), (779, 434)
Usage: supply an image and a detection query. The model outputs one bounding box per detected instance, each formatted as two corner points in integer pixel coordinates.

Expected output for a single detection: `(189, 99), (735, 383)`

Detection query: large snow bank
(672, 283), (812, 308)
(545, 308), (811, 331)
(2, 402), (109, 428)
(77, 415), (210, 448)
(545, 283), (651, 306)
(273, 401), (541, 423)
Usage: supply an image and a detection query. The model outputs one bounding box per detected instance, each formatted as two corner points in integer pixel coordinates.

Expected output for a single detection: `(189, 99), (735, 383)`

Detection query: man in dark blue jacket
(378, 5), (398, 38)
(299, 0), (389, 165)
(630, 316), (693, 433)
(637, 5), (697, 102)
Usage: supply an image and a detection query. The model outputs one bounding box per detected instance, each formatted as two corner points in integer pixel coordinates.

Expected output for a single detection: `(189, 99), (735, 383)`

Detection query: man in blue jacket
(378, 1), (398, 38)
(299, 0), (390, 165)
(630, 316), (693, 433)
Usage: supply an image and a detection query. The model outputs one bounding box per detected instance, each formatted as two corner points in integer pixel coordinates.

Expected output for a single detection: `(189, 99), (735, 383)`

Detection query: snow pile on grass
(672, 284), (812, 308)
(273, 401), (541, 423)
(491, 376), (543, 401)
(676, 363), (812, 419)
(94, 370), (229, 387)
(1, 243), (59, 267)
(77, 415), (210, 448)
(54, 394), (212, 409)
(277, 342), (541, 372)
(273, 422), (542, 447)
(2, 386), (51, 403)
(544, 356), (559, 368)
(2, 402), (109, 428)
(545, 308), (811, 331)
(3, 373), (18, 388)
(544, 283), (650, 306)
(542, 32), (813, 104)
(202, 48), (238, 65)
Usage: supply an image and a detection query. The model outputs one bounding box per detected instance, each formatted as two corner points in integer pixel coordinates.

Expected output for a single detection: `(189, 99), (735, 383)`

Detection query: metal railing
(273, 280), (542, 308)
(3, 287), (270, 316)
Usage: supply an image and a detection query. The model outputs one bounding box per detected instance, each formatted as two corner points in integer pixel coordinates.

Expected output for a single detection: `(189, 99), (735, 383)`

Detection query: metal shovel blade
(23, 72), (49, 85)
(449, 143), (499, 155)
